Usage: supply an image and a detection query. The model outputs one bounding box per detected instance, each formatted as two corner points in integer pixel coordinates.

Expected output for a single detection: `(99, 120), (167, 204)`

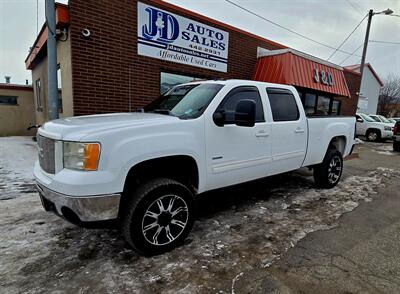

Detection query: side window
(217, 86), (265, 124)
(266, 88), (299, 121)
(0, 95), (18, 105)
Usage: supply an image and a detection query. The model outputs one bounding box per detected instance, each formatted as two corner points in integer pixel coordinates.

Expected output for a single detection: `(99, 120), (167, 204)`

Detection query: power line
(327, 13), (367, 60)
(339, 43), (364, 65)
(223, 0), (361, 57)
(345, 0), (363, 16)
(370, 40), (400, 45)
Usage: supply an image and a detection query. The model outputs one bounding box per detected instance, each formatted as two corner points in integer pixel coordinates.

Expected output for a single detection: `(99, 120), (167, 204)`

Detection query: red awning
(253, 50), (351, 97)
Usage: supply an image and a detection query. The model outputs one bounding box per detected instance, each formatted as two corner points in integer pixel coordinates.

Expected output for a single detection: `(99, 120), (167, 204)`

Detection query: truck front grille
(37, 135), (56, 174)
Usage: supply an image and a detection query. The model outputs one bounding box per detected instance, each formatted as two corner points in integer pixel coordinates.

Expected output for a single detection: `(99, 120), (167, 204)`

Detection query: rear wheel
(313, 149), (343, 189)
(366, 129), (380, 142)
(122, 178), (194, 256)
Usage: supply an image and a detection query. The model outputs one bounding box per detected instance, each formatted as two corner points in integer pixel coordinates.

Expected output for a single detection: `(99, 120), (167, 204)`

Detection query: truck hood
(39, 113), (179, 141)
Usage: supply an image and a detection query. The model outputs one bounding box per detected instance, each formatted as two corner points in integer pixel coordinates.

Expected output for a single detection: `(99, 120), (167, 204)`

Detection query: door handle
(294, 128), (305, 134)
(255, 130), (269, 137)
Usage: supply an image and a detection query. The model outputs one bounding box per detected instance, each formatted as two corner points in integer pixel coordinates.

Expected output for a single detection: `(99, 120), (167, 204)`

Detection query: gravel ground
(0, 136), (398, 293)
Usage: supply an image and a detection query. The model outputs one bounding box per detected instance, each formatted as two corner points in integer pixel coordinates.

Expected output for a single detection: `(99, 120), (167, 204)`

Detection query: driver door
(205, 86), (272, 190)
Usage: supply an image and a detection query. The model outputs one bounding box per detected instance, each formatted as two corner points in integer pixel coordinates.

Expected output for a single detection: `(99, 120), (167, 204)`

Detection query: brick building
(25, 0), (361, 122)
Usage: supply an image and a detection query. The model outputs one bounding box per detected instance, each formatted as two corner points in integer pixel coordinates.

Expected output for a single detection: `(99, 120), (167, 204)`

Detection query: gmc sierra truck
(35, 80), (355, 255)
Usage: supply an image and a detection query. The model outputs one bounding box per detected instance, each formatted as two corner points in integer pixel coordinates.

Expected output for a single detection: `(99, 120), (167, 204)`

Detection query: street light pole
(358, 8), (393, 100)
(359, 10), (373, 79)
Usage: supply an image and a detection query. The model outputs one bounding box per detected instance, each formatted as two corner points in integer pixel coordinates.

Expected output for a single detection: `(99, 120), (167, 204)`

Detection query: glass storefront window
(299, 89), (342, 116)
(160, 72), (204, 94)
(316, 96), (330, 115)
(331, 100), (341, 115)
(304, 93), (316, 115)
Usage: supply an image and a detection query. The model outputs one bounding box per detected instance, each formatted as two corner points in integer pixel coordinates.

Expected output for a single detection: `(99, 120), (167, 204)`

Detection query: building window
(0, 95), (18, 105)
(298, 90), (342, 116)
(160, 72), (203, 94)
(35, 79), (43, 111)
(331, 100), (341, 115)
(57, 65), (63, 113)
(316, 96), (330, 115)
(267, 88), (299, 121)
(304, 93), (317, 115)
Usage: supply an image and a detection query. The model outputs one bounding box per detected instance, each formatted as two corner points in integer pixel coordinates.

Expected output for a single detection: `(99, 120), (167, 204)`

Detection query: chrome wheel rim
(142, 194), (189, 246)
(368, 132), (377, 141)
(327, 156), (342, 184)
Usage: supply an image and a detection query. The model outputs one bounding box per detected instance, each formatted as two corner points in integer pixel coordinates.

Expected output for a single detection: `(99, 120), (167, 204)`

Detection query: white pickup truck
(355, 113), (394, 142)
(35, 80), (355, 255)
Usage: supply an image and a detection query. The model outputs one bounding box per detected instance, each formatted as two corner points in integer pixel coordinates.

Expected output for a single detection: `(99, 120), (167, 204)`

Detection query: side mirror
(235, 99), (256, 127)
(213, 111), (225, 127)
(356, 118), (363, 123)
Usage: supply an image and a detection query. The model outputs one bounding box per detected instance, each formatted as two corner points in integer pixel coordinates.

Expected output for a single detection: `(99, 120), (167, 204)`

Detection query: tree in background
(378, 73), (400, 117)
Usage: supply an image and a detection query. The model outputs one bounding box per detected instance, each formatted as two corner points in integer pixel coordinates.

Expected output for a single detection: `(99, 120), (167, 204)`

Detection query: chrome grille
(37, 135), (56, 174)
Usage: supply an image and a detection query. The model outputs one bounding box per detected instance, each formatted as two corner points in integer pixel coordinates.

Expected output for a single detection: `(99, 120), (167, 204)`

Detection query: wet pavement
(0, 137), (399, 293)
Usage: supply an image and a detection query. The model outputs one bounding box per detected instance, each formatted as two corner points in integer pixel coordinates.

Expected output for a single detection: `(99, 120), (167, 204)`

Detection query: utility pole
(359, 9), (373, 80)
(46, 0), (59, 120)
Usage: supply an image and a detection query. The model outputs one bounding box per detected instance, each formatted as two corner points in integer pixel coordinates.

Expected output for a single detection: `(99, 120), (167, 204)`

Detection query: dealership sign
(137, 2), (229, 72)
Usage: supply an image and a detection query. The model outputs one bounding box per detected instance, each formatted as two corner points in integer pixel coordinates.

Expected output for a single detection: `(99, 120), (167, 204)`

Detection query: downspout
(46, 0), (59, 120)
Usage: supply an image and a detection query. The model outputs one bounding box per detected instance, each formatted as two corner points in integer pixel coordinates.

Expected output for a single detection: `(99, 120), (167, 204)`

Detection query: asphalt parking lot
(1, 137), (399, 293)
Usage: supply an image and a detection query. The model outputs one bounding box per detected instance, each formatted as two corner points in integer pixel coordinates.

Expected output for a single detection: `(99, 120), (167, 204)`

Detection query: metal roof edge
(258, 48), (343, 71)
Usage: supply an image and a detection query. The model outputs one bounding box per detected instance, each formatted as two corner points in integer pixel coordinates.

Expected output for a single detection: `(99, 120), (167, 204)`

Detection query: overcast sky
(0, 0), (399, 85)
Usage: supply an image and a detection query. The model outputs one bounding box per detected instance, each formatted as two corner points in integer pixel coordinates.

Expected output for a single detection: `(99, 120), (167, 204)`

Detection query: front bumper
(382, 130), (393, 139)
(36, 183), (121, 222)
(393, 135), (400, 142)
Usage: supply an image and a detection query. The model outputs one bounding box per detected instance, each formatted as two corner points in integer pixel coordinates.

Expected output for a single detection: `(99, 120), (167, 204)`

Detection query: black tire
(394, 141), (400, 152)
(366, 129), (381, 142)
(122, 178), (194, 256)
(313, 149), (343, 189)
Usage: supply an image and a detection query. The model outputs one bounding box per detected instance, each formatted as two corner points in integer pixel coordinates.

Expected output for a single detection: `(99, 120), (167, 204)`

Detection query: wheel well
(119, 156), (199, 217)
(366, 128), (381, 136)
(329, 136), (346, 154)
(124, 155), (199, 191)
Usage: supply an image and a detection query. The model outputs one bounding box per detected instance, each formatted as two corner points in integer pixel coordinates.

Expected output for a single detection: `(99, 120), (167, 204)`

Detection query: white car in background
(368, 114), (396, 126)
(356, 113), (393, 142)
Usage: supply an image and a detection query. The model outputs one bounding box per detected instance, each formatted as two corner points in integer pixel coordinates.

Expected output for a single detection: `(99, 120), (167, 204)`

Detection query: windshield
(144, 83), (224, 119)
(369, 115), (381, 122)
(378, 115), (390, 123)
(359, 113), (375, 122)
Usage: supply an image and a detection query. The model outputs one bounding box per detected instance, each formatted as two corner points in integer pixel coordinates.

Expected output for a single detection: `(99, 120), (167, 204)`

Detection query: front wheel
(366, 130), (380, 142)
(122, 178), (194, 256)
(313, 149), (343, 189)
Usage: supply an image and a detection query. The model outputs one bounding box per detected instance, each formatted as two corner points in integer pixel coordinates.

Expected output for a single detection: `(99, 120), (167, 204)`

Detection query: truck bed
(302, 116), (356, 167)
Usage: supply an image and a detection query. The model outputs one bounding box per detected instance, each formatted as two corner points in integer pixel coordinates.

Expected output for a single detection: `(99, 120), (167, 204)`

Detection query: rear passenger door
(266, 88), (308, 174)
(205, 86), (272, 190)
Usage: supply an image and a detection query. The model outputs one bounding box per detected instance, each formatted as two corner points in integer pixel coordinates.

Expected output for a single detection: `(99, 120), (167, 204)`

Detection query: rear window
(266, 88), (299, 121)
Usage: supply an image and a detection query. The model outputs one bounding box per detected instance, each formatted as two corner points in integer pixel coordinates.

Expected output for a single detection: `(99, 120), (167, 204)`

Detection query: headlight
(384, 126), (392, 131)
(63, 142), (100, 171)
